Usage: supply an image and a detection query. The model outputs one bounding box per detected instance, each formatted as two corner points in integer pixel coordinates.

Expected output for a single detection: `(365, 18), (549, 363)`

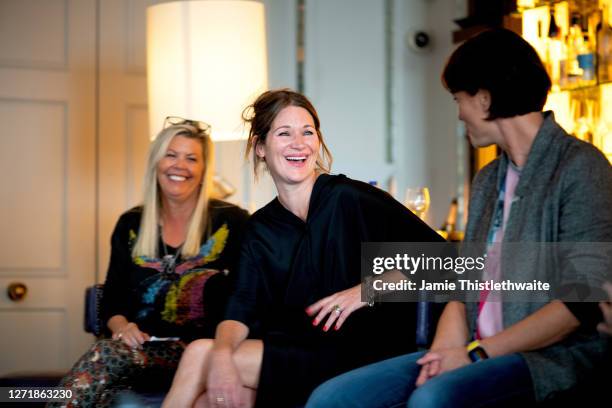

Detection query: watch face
(468, 346), (489, 362)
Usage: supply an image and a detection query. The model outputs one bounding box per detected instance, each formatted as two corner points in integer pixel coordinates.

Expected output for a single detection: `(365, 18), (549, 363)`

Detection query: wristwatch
(466, 340), (489, 362)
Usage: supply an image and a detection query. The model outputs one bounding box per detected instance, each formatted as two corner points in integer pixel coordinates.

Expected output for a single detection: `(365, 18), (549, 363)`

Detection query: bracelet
(466, 340), (489, 362)
(364, 276), (376, 307)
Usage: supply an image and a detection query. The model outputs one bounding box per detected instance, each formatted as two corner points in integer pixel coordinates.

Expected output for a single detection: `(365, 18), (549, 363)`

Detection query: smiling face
(255, 105), (320, 188)
(156, 135), (205, 204)
(453, 90), (499, 148)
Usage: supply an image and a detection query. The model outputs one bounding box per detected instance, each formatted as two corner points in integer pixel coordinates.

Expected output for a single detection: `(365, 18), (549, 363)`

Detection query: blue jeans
(306, 351), (534, 408)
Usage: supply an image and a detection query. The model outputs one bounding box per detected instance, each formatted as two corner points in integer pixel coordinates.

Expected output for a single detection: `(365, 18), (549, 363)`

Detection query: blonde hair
(243, 89), (332, 180)
(132, 124), (214, 259)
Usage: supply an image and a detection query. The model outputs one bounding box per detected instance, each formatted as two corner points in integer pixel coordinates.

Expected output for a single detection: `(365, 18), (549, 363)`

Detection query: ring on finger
(333, 304), (343, 315)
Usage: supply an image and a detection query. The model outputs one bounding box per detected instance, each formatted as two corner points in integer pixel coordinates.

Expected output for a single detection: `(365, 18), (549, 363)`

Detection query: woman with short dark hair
(442, 28), (551, 120)
(306, 28), (612, 408)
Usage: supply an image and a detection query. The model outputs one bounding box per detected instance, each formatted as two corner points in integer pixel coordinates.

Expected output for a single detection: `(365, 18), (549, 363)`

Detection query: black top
(225, 174), (443, 406)
(226, 174), (442, 345)
(101, 199), (249, 341)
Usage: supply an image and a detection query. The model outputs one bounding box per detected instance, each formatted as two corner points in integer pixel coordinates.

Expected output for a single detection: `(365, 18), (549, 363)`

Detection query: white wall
(399, 0), (467, 228)
(304, 0), (390, 187)
(300, 0), (461, 227)
(156, 0), (463, 226)
(421, 0), (465, 227)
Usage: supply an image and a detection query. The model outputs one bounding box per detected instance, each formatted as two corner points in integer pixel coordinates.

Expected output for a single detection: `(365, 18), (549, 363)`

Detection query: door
(0, 0), (96, 375)
(97, 0), (153, 276)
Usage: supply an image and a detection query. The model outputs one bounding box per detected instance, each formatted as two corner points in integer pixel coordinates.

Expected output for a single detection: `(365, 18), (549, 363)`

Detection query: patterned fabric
(60, 201), (248, 407)
(101, 202), (248, 340)
(47, 339), (184, 408)
(133, 224), (229, 273)
(132, 224), (229, 328)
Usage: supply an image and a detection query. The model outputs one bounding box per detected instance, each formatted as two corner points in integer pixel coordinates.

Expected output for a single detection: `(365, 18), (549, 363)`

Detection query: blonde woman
(51, 118), (249, 407)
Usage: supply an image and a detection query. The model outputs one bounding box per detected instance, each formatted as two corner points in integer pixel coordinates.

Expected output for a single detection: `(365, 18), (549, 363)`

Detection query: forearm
(107, 315), (130, 334)
(212, 320), (250, 353)
(480, 301), (580, 357)
(430, 301), (470, 350)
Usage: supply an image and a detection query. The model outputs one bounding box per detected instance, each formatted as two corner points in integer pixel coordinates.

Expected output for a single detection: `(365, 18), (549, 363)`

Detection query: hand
(112, 322), (150, 348)
(206, 349), (250, 408)
(415, 347), (471, 386)
(306, 284), (367, 332)
(598, 282), (612, 336)
(415, 357), (441, 387)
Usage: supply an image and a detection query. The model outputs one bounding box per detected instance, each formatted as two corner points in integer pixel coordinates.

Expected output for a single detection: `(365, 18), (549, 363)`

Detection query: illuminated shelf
(516, 0), (597, 11)
(551, 80), (612, 94)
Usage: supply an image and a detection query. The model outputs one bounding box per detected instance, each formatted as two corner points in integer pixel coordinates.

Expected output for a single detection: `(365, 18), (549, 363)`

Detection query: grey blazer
(464, 112), (612, 401)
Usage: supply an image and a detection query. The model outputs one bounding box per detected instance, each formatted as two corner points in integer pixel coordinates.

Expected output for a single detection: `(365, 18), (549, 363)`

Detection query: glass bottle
(597, 4), (612, 83)
(572, 97), (594, 143)
(567, 12), (585, 86)
(440, 198), (458, 240)
(547, 7), (563, 89)
(577, 33), (597, 85)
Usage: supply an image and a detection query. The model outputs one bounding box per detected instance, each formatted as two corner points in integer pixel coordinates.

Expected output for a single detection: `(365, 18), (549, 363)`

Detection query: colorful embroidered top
(100, 200), (249, 341)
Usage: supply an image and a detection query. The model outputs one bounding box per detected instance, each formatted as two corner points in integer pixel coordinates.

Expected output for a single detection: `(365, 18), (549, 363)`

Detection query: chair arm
(84, 284), (104, 336)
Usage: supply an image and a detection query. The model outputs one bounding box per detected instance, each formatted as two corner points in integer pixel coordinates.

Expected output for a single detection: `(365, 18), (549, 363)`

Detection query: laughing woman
(162, 90), (442, 408)
(51, 119), (248, 407)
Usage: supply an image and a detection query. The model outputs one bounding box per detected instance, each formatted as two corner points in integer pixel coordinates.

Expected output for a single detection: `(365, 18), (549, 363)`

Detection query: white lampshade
(146, 0), (268, 141)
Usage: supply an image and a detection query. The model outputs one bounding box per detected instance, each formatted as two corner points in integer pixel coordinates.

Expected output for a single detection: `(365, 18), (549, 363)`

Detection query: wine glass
(405, 187), (430, 220)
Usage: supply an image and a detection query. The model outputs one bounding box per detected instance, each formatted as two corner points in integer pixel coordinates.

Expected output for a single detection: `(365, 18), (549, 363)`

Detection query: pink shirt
(477, 163), (521, 338)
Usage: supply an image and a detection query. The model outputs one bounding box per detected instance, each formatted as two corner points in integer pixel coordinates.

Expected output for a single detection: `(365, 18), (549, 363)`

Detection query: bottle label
(577, 53), (594, 69)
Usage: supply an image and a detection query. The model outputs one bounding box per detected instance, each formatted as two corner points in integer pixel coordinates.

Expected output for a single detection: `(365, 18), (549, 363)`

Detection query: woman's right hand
(415, 347), (471, 386)
(112, 322), (150, 348)
(206, 349), (250, 408)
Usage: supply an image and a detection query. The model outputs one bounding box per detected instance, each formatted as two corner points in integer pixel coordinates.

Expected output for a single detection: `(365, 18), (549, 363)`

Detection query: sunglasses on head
(163, 116), (211, 137)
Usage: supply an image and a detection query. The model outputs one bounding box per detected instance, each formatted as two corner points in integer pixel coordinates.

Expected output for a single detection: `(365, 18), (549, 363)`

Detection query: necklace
(160, 228), (182, 276)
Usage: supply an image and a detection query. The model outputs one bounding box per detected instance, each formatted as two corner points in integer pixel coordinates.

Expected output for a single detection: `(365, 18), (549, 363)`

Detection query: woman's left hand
(306, 284), (367, 331)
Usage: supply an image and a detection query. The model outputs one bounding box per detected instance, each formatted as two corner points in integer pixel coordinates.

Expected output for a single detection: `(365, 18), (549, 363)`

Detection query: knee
(306, 378), (352, 408)
(62, 339), (134, 384)
(94, 338), (117, 349)
(181, 339), (214, 362)
(407, 384), (453, 408)
(88, 339), (129, 362)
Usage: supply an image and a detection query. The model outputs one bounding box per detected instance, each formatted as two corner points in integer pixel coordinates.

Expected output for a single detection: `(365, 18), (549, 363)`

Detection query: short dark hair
(243, 88), (332, 177)
(441, 28), (551, 119)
